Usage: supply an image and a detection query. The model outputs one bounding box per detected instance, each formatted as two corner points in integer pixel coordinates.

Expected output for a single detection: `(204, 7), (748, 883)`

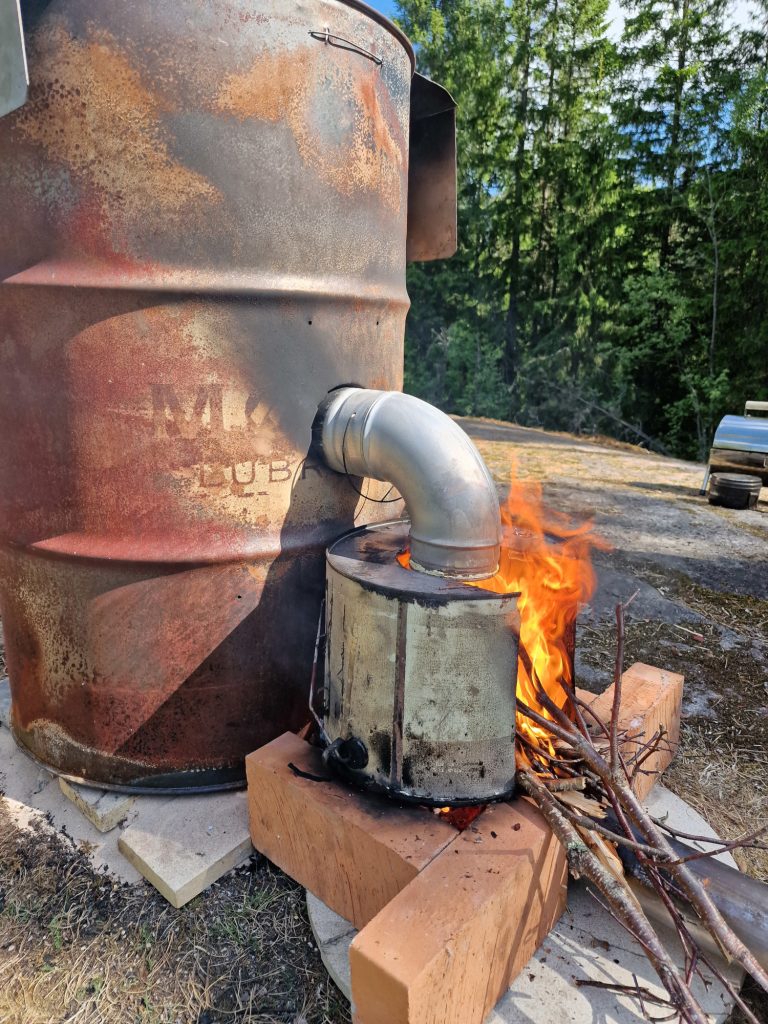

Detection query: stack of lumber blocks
(246, 663), (683, 1024)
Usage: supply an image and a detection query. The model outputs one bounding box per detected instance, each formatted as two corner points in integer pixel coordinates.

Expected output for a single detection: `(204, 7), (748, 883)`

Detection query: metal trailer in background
(700, 402), (768, 494)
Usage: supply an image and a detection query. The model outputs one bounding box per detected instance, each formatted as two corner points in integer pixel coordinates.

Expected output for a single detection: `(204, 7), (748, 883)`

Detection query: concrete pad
(2, 681), (250, 901)
(118, 790), (252, 908)
(58, 777), (137, 833)
(0, 721), (146, 883)
(1, 711), (249, 897)
(488, 880), (742, 1024)
(308, 785), (743, 1023)
(307, 892), (357, 1000)
(0, 675), (11, 728)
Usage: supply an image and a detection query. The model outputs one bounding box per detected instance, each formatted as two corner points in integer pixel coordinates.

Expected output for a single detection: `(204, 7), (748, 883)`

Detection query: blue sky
(369, 1), (398, 17)
(367, 0), (754, 38)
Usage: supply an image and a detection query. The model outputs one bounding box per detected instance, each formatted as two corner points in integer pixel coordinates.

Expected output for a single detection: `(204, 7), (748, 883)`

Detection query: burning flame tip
(398, 464), (602, 766)
(470, 467), (602, 759)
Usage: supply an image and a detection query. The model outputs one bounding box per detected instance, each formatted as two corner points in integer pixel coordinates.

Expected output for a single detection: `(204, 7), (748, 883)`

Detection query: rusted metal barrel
(0, 1), (454, 790)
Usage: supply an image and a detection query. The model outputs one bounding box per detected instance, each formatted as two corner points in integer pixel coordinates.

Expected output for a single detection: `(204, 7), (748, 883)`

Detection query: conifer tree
(395, 0), (768, 455)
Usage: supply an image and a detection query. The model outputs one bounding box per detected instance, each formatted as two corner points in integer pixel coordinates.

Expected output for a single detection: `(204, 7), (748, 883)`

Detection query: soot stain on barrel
(369, 730), (391, 775)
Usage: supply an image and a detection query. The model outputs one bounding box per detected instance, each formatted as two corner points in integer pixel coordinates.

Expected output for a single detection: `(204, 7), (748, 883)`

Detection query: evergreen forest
(397, 0), (768, 459)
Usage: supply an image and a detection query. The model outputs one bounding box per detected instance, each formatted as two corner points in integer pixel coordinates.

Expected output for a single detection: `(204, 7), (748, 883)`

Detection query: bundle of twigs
(515, 601), (768, 1024)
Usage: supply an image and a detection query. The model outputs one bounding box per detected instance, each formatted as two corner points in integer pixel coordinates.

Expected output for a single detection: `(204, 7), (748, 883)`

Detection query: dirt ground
(473, 420), (767, 884)
(0, 420), (766, 1023)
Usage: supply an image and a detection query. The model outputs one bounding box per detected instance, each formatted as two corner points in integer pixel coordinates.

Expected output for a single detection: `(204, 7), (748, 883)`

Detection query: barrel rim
(340, 0), (415, 70)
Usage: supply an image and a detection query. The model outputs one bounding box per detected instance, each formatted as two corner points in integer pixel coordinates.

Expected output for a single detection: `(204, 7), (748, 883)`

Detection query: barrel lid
(327, 520), (519, 606)
(340, 0), (415, 70)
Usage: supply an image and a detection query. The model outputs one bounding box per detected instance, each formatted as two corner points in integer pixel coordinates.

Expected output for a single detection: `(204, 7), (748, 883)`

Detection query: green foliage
(396, 0), (768, 459)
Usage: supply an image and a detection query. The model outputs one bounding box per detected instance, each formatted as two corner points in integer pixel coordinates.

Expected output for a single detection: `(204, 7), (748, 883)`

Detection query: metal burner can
(322, 521), (520, 806)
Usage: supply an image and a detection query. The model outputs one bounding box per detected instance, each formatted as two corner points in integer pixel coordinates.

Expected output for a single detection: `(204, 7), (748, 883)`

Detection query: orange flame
(398, 466), (603, 765)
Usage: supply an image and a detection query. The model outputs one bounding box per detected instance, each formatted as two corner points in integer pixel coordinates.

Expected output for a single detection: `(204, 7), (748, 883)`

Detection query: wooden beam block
(245, 733), (457, 930)
(581, 662), (684, 799)
(349, 799), (567, 1024)
(246, 662), (680, 1024)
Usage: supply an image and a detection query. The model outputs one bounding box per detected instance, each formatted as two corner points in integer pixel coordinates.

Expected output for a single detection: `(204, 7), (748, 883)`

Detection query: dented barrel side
(0, 0), (413, 789)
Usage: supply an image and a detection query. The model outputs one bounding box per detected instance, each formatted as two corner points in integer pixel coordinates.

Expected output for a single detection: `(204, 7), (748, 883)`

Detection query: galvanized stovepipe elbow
(314, 387), (502, 580)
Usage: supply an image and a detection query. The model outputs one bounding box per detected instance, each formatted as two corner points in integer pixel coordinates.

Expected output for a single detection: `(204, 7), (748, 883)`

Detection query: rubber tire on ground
(708, 473), (761, 510)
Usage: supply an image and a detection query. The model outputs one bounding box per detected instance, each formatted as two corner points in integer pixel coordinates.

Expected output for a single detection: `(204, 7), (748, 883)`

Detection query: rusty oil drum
(0, 1), (453, 790)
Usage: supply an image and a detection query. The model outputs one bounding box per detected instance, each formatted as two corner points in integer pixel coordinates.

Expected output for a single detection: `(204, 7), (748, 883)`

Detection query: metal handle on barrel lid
(309, 28), (383, 66)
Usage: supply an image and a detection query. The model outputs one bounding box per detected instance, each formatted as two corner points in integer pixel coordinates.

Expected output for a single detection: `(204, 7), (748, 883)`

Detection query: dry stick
(586, 888), (687, 1023)
(553, 804), (671, 859)
(583, 664), (696, 948)
(575, 728), (749, 863)
(610, 600), (626, 779)
(649, 874), (764, 1024)
(535, 649), (715, 874)
(517, 694), (768, 994)
(517, 643), (581, 734)
(653, 817), (767, 847)
(629, 729), (673, 785)
(571, 692), (615, 738)
(525, 734), (762, 1024)
(574, 978), (679, 1010)
(517, 738), (603, 790)
(525, 621), (766, 1019)
(550, 687), (763, 960)
(523, 639), (763, 994)
(542, 776), (587, 792)
(635, 849), (763, 1024)
(665, 828), (768, 866)
(636, 848), (710, 994)
(529, 663), (716, 915)
(599, 776), (712, 999)
(517, 768), (710, 1024)
(614, 805), (764, 1024)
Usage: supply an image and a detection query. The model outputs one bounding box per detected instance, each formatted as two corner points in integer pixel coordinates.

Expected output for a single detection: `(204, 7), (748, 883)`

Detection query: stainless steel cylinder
(322, 521), (520, 805)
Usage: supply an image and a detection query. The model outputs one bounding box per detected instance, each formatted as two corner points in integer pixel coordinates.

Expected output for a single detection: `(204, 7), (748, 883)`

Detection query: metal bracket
(0, 0), (29, 118)
(309, 28), (383, 67)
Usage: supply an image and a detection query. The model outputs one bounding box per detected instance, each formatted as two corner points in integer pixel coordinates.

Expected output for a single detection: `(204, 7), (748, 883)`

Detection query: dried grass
(0, 802), (350, 1024)
(664, 724), (768, 882)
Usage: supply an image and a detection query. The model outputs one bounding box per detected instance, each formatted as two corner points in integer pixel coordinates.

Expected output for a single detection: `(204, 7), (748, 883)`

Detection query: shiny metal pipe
(609, 812), (768, 971)
(314, 387), (501, 579)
